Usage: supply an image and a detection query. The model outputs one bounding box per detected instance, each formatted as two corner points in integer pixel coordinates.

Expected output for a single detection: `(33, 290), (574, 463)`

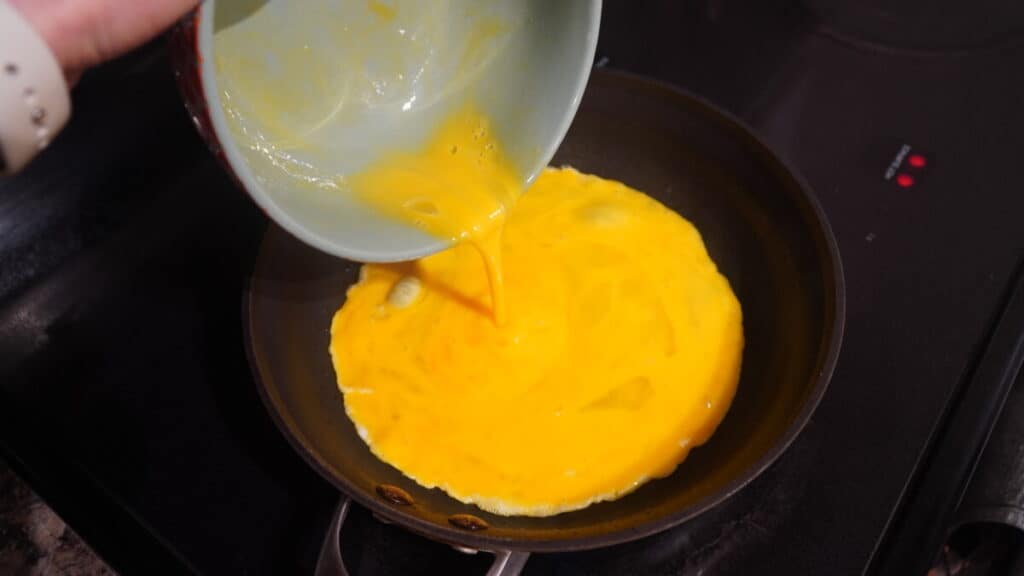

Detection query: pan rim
(243, 67), (846, 553)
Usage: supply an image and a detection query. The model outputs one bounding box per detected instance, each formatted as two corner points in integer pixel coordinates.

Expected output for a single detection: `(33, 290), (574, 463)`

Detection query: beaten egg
(330, 108), (743, 515)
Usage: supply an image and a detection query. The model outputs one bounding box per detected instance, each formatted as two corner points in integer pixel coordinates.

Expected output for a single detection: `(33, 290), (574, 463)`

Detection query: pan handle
(485, 549), (531, 576)
(315, 497), (531, 576)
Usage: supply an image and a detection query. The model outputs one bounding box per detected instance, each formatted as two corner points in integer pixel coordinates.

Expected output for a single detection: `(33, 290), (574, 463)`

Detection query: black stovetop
(3, 1), (1024, 574)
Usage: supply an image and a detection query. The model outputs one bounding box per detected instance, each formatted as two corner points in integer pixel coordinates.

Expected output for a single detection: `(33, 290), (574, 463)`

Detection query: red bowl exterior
(168, 10), (243, 188)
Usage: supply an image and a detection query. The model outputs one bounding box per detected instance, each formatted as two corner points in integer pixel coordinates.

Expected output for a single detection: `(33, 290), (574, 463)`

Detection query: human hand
(8, 0), (201, 83)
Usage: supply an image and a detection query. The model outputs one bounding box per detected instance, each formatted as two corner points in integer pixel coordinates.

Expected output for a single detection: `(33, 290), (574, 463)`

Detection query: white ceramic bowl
(189, 0), (601, 262)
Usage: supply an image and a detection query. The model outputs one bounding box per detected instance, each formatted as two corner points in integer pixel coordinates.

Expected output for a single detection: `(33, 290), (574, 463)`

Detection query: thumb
(9, 0), (201, 79)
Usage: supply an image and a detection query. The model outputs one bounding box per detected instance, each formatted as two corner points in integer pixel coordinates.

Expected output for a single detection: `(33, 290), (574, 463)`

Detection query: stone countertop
(0, 458), (115, 575)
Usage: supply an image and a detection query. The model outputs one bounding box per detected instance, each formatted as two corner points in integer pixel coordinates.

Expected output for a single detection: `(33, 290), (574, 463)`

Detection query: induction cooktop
(2, 1), (1024, 574)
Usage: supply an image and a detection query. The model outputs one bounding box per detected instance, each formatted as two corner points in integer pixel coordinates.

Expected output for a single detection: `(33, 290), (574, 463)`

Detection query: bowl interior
(199, 0), (600, 262)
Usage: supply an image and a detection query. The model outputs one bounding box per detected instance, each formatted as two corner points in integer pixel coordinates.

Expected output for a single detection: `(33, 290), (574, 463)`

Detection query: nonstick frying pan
(244, 69), (845, 575)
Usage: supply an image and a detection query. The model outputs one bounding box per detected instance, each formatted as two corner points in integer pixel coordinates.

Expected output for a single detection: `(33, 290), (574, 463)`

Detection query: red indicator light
(908, 154), (927, 168)
(896, 173), (914, 188)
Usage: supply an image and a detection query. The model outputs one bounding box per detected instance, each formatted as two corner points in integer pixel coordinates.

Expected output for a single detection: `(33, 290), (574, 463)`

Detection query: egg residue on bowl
(330, 162), (744, 516)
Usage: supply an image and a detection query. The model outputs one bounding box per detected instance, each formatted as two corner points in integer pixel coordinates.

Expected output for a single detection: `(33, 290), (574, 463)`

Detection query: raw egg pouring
(329, 107), (744, 517)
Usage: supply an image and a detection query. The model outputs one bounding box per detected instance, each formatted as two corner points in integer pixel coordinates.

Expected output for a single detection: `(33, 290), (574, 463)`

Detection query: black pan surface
(245, 69), (844, 552)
